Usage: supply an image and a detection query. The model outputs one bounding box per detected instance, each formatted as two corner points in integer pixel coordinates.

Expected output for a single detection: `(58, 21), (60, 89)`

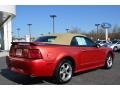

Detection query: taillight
(24, 49), (43, 59)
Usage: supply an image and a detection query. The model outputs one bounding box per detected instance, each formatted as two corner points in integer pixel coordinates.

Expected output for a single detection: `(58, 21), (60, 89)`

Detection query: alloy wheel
(59, 62), (72, 82)
(106, 55), (113, 69)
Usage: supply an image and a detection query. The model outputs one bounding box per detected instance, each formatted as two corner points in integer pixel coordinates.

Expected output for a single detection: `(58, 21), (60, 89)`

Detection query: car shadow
(0, 67), (109, 85)
(73, 68), (98, 76)
(0, 69), (54, 85)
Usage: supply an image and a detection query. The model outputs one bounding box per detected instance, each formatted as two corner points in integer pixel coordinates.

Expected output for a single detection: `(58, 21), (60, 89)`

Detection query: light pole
(17, 28), (20, 39)
(48, 32), (51, 34)
(101, 23), (111, 41)
(66, 29), (69, 33)
(50, 15), (57, 34)
(27, 24), (32, 42)
(95, 24), (100, 40)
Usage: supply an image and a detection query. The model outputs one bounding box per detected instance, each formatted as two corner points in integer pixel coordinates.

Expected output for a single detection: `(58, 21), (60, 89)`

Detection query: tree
(68, 27), (81, 34)
(109, 25), (120, 40)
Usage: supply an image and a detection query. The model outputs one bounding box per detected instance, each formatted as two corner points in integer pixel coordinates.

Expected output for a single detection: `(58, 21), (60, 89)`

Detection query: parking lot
(0, 51), (120, 85)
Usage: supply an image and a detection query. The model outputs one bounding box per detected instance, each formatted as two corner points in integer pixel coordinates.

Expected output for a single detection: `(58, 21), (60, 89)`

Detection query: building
(0, 5), (16, 50)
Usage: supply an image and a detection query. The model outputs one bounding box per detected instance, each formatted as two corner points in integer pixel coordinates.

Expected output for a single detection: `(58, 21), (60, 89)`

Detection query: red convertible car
(6, 33), (115, 84)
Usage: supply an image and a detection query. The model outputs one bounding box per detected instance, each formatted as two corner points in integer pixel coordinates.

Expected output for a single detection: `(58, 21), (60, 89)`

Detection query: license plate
(16, 49), (22, 56)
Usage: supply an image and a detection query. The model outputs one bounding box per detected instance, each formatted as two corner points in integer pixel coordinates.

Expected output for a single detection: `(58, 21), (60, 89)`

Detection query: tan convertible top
(44, 33), (86, 45)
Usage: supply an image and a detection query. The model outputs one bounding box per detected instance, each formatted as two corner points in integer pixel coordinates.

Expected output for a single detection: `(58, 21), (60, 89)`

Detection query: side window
(84, 37), (96, 47)
(70, 37), (78, 46)
(117, 41), (120, 44)
(70, 36), (87, 46)
(71, 36), (95, 47)
(75, 37), (87, 46)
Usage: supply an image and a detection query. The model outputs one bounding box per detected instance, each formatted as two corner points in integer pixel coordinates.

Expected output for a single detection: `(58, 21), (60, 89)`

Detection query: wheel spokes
(59, 63), (72, 81)
(61, 73), (66, 80)
(65, 65), (70, 71)
(107, 56), (112, 67)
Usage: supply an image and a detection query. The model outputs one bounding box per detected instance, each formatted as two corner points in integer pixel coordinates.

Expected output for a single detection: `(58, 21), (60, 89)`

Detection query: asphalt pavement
(0, 51), (120, 85)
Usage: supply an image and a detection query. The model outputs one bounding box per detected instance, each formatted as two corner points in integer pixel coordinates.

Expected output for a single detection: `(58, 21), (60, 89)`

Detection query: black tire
(113, 46), (118, 52)
(104, 54), (113, 69)
(52, 60), (73, 84)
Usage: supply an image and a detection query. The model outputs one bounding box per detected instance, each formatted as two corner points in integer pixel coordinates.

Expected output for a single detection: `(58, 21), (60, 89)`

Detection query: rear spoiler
(11, 42), (47, 46)
(11, 42), (36, 46)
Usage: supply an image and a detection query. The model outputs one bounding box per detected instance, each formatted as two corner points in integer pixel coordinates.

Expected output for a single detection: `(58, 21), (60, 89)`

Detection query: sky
(12, 5), (120, 38)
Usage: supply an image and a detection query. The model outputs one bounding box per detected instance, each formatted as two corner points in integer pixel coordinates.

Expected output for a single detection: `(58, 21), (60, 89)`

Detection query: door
(71, 36), (104, 69)
(117, 41), (120, 49)
(82, 37), (104, 65)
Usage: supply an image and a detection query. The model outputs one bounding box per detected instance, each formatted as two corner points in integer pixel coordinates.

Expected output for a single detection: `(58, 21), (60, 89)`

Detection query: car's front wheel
(104, 54), (113, 69)
(53, 60), (73, 84)
(113, 46), (118, 51)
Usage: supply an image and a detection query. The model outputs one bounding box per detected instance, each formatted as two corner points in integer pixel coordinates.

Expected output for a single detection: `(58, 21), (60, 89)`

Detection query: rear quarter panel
(39, 46), (81, 70)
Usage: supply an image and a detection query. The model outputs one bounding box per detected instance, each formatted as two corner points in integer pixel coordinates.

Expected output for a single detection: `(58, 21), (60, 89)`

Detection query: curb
(0, 52), (9, 57)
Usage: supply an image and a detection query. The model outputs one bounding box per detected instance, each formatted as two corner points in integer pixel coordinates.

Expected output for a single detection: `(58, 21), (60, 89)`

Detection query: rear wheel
(53, 60), (73, 84)
(104, 54), (113, 69)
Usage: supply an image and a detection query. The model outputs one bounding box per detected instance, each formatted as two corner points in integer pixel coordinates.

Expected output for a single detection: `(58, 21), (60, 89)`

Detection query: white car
(96, 40), (111, 46)
(107, 40), (120, 51)
(0, 43), (1, 49)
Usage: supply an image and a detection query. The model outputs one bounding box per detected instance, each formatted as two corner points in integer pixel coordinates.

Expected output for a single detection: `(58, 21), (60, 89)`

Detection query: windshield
(34, 36), (57, 42)
(102, 41), (106, 43)
(96, 41), (101, 43)
(112, 40), (118, 44)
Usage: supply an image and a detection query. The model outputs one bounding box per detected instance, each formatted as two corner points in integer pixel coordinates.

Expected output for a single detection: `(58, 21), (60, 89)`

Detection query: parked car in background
(0, 43), (1, 50)
(95, 40), (111, 46)
(6, 33), (115, 84)
(105, 40), (120, 51)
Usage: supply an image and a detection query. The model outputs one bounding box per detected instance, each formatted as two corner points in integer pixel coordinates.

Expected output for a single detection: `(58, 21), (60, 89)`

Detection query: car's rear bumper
(6, 56), (55, 77)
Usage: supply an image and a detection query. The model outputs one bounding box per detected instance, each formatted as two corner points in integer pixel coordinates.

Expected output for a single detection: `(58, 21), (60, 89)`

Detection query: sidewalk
(0, 51), (9, 57)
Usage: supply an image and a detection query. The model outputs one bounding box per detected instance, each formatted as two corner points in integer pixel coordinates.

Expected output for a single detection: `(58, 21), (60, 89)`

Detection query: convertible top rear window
(34, 36), (57, 42)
